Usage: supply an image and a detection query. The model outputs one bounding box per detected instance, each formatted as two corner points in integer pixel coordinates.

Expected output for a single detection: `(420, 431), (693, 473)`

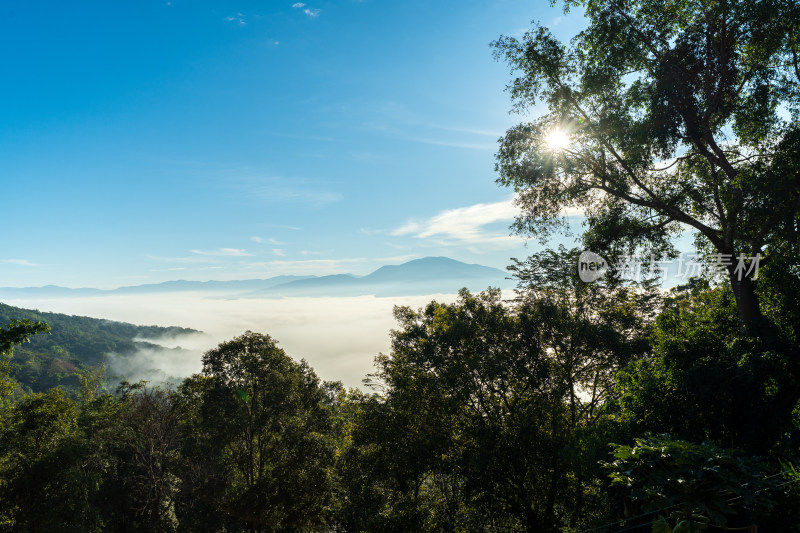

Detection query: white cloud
(251, 236), (286, 245)
(391, 198), (584, 248)
(392, 198), (520, 246)
(272, 249), (287, 257)
(241, 258), (367, 275)
(270, 258), (366, 268)
(190, 248), (253, 257)
(224, 13), (246, 25)
(414, 122), (503, 138)
(362, 104), (501, 150)
(0, 259), (40, 267)
(375, 254), (420, 263)
(241, 177), (341, 207)
(267, 224), (302, 231)
(373, 124), (496, 150)
(146, 254), (218, 264)
(3, 292), (478, 388)
(291, 2), (319, 17)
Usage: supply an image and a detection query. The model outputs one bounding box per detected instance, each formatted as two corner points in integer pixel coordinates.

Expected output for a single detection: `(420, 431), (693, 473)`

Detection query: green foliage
(341, 289), (620, 532)
(1, 331), (342, 532)
(176, 331), (337, 532)
(606, 435), (777, 529)
(0, 302), (196, 395)
(0, 287), (798, 531)
(0, 388), (101, 532)
(0, 319), (50, 397)
(492, 0), (800, 326)
(614, 285), (800, 454)
(652, 513), (710, 533)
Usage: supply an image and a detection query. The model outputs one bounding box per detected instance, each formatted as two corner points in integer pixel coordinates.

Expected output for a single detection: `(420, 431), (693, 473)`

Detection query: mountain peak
(0, 257), (512, 300)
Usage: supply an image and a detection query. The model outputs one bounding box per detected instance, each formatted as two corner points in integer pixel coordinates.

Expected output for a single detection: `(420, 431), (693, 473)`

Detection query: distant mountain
(245, 257), (513, 298)
(0, 276), (315, 299)
(0, 257), (512, 300)
(0, 302), (199, 395)
(366, 256), (504, 282)
(0, 285), (105, 298)
(112, 276), (314, 294)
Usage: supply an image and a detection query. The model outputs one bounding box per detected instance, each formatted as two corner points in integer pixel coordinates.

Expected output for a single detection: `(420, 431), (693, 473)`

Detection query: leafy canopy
(493, 0), (800, 325)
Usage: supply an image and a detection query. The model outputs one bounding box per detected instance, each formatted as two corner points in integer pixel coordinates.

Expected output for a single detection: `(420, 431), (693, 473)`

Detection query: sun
(544, 128), (570, 151)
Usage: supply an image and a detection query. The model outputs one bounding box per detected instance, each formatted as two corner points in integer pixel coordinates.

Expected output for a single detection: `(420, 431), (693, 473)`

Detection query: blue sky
(1, 0), (586, 288)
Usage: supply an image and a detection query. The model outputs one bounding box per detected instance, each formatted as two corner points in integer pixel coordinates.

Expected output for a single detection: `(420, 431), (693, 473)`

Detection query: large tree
(0, 319), (49, 397)
(356, 289), (626, 532)
(493, 0), (800, 329)
(177, 332), (337, 533)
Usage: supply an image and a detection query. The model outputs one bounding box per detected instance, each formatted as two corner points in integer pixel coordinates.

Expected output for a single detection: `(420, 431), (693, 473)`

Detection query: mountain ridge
(0, 257), (512, 299)
(243, 257), (511, 298)
(0, 302), (199, 395)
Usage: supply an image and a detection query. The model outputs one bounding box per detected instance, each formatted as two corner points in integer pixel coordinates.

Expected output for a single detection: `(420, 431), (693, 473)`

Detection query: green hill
(0, 302), (199, 395)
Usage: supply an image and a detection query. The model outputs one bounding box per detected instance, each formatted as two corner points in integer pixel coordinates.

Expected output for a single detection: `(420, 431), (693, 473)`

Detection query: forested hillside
(0, 302), (197, 395)
(1, 271), (799, 532)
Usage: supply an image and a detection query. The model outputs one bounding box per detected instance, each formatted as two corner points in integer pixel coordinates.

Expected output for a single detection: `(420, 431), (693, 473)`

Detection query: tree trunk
(727, 267), (762, 333)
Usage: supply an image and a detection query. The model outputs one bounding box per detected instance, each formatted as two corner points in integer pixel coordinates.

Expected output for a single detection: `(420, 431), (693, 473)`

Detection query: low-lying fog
(5, 292), (479, 389)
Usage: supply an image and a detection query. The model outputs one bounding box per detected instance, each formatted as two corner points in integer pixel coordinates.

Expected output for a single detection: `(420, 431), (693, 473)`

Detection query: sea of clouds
(4, 292), (479, 389)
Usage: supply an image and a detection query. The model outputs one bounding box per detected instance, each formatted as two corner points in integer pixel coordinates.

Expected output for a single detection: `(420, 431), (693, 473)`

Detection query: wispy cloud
(360, 102), (502, 150)
(241, 177), (341, 207)
(375, 254), (420, 263)
(148, 267), (187, 272)
(0, 259), (40, 267)
(224, 12), (246, 25)
(368, 123), (496, 150)
(271, 258), (366, 271)
(251, 236), (286, 245)
(189, 248), (253, 257)
(412, 122), (503, 138)
(263, 223), (302, 231)
(272, 249), (287, 257)
(146, 254), (221, 264)
(390, 198), (526, 249)
(241, 258), (366, 275)
(403, 136), (496, 150)
(292, 2), (319, 17)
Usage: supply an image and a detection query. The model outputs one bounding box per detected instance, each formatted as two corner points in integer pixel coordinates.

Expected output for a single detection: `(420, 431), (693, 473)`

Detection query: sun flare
(544, 128), (570, 151)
